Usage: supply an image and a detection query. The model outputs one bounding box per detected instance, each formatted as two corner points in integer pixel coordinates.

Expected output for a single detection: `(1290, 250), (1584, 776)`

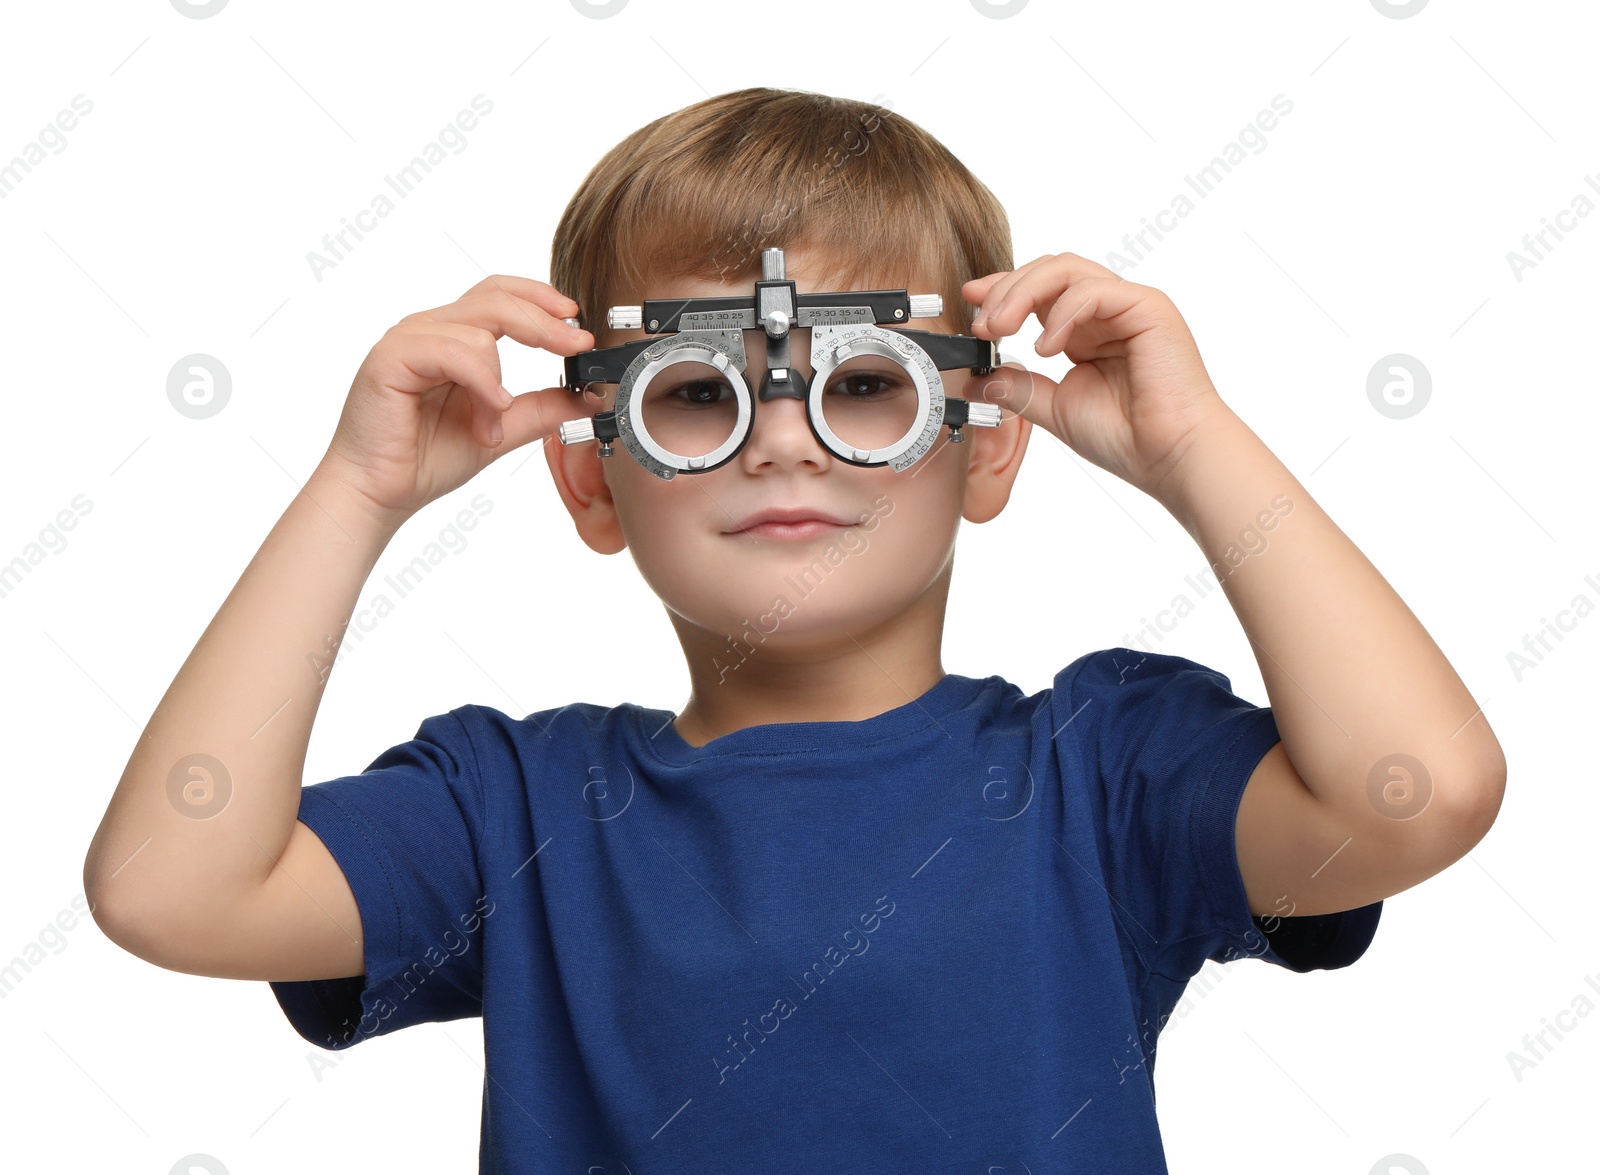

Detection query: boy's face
(546, 247), (1031, 656)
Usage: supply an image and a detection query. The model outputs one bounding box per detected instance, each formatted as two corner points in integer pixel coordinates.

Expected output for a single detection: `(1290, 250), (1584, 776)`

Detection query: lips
(725, 505), (856, 534)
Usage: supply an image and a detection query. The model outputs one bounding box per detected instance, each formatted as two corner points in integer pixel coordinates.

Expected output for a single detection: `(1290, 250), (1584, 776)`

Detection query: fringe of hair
(550, 87), (1014, 349)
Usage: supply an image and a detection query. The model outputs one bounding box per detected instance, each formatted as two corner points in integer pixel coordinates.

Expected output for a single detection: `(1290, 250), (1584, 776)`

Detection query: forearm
(84, 461), (406, 921)
(1154, 407), (1506, 824)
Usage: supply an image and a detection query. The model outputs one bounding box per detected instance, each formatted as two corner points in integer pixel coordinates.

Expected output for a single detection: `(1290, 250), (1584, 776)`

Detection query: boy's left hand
(965, 253), (1231, 505)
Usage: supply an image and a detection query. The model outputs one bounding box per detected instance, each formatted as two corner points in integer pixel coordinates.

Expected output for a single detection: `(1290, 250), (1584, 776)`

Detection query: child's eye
(664, 380), (733, 406)
(827, 373), (904, 399)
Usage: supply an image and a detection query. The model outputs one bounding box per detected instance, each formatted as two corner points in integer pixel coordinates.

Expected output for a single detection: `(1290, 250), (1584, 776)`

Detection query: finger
(380, 329), (513, 424)
(393, 319), (507, 389)
(1033, 276), (1150, 360)
(496, 382), (603, 453)
(404, 275), (594, 356)
(974, 253), (1095, 337)
(470, 394), (502, 450)
(968, 360), (1056, 432)
(961, 272), (1009, 305)
(976, 253), (1126, 340)
(464, 272), (579, 311)
(967, 254), (1056, 333)
(959, 274), (1008, 330)
(474, 275), (596, 355)
(464, 274), (594, 351)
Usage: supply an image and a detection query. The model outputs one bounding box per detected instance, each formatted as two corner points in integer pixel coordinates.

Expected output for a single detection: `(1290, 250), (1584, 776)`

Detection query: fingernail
(499, 386), (514, 408)
(490, 420), (503, 444)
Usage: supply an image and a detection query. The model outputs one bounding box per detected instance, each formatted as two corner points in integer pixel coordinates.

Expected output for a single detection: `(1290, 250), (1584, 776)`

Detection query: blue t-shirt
(270, 647), (1381, 1172)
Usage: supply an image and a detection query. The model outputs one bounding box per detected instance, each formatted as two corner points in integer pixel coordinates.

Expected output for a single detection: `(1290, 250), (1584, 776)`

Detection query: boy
(84, 88), (1506, 1171)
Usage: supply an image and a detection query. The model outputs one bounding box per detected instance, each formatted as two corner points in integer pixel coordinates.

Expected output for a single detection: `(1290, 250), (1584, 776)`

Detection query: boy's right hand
(315, 275), (596, 524)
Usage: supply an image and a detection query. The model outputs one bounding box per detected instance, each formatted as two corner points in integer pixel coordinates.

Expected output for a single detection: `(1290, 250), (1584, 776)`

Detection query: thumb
(969, 359), (1043, 422)
(494, 384), (600, 455)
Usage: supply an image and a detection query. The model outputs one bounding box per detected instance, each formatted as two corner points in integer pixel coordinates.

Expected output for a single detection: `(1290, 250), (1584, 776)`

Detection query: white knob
(559, 418), (597, 446)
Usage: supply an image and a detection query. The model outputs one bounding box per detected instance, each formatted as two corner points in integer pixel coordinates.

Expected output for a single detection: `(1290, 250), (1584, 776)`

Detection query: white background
(2, 1), (1593, 1172)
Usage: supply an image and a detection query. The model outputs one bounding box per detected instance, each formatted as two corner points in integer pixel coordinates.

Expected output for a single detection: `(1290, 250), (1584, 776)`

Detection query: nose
(738, 330), (831, 471)
(740, 390), (830, 470)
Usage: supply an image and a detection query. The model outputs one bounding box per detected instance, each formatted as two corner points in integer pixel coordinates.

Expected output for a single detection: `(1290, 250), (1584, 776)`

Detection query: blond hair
(549, 88), (1013, 348)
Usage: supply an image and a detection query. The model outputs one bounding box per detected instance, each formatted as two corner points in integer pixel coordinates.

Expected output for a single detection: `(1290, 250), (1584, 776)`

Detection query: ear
(545, 427), (629, 555)
(952, 365), (1033, 525)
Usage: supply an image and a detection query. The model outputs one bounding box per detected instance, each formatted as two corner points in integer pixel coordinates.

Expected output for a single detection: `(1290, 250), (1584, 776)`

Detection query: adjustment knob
(608, 306), (642, 330)
(559, 418), (597, 446)
(966, 402), (1003, 428)
(908, 294), (942, 319)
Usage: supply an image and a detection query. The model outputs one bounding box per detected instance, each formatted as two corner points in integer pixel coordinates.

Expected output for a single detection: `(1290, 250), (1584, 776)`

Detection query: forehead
(643, 248), (884, 299)
(633, 244), (949, 319)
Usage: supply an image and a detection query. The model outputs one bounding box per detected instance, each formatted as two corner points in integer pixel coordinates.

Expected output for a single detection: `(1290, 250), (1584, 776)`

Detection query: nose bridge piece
(758, 365), (810, 402)
(746, 365), (822, 467)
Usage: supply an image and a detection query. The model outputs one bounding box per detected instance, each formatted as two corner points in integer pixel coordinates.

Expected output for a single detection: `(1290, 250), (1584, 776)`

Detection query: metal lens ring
(617, 331), (751, 479)
(808, 325), (943, 471)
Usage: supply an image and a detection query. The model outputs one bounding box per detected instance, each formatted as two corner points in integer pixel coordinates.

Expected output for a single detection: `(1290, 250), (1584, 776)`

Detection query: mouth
(728, 519), (847, 540)
(724, 506), (856, 539)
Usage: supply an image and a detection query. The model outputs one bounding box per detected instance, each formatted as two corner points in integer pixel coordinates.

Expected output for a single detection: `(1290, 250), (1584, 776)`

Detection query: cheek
(608, 467), (683, 549)
(855, 476), (961, 555)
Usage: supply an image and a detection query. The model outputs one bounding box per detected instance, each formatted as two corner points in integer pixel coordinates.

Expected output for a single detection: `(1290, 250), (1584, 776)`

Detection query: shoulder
(1056, 646), (1237, 695)
(1046, 646), (1258, 751)
(447, 697), (648, 741)
(437, 697), (659, 782)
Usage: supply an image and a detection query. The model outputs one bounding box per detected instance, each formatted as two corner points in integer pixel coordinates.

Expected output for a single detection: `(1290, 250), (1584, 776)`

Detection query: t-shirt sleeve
(1055, 647), (1381, 980)
(268, 709), (490, 1050)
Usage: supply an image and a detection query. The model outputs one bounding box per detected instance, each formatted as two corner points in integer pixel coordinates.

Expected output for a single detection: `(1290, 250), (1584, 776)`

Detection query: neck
(666, 567), (952, 748)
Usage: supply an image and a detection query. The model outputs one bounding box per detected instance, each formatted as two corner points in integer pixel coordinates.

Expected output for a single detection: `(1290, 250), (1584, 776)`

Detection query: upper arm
(1235, 740), (1497, 919)
(96, 819), (365, 982)
(243, 819), (366, 979)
